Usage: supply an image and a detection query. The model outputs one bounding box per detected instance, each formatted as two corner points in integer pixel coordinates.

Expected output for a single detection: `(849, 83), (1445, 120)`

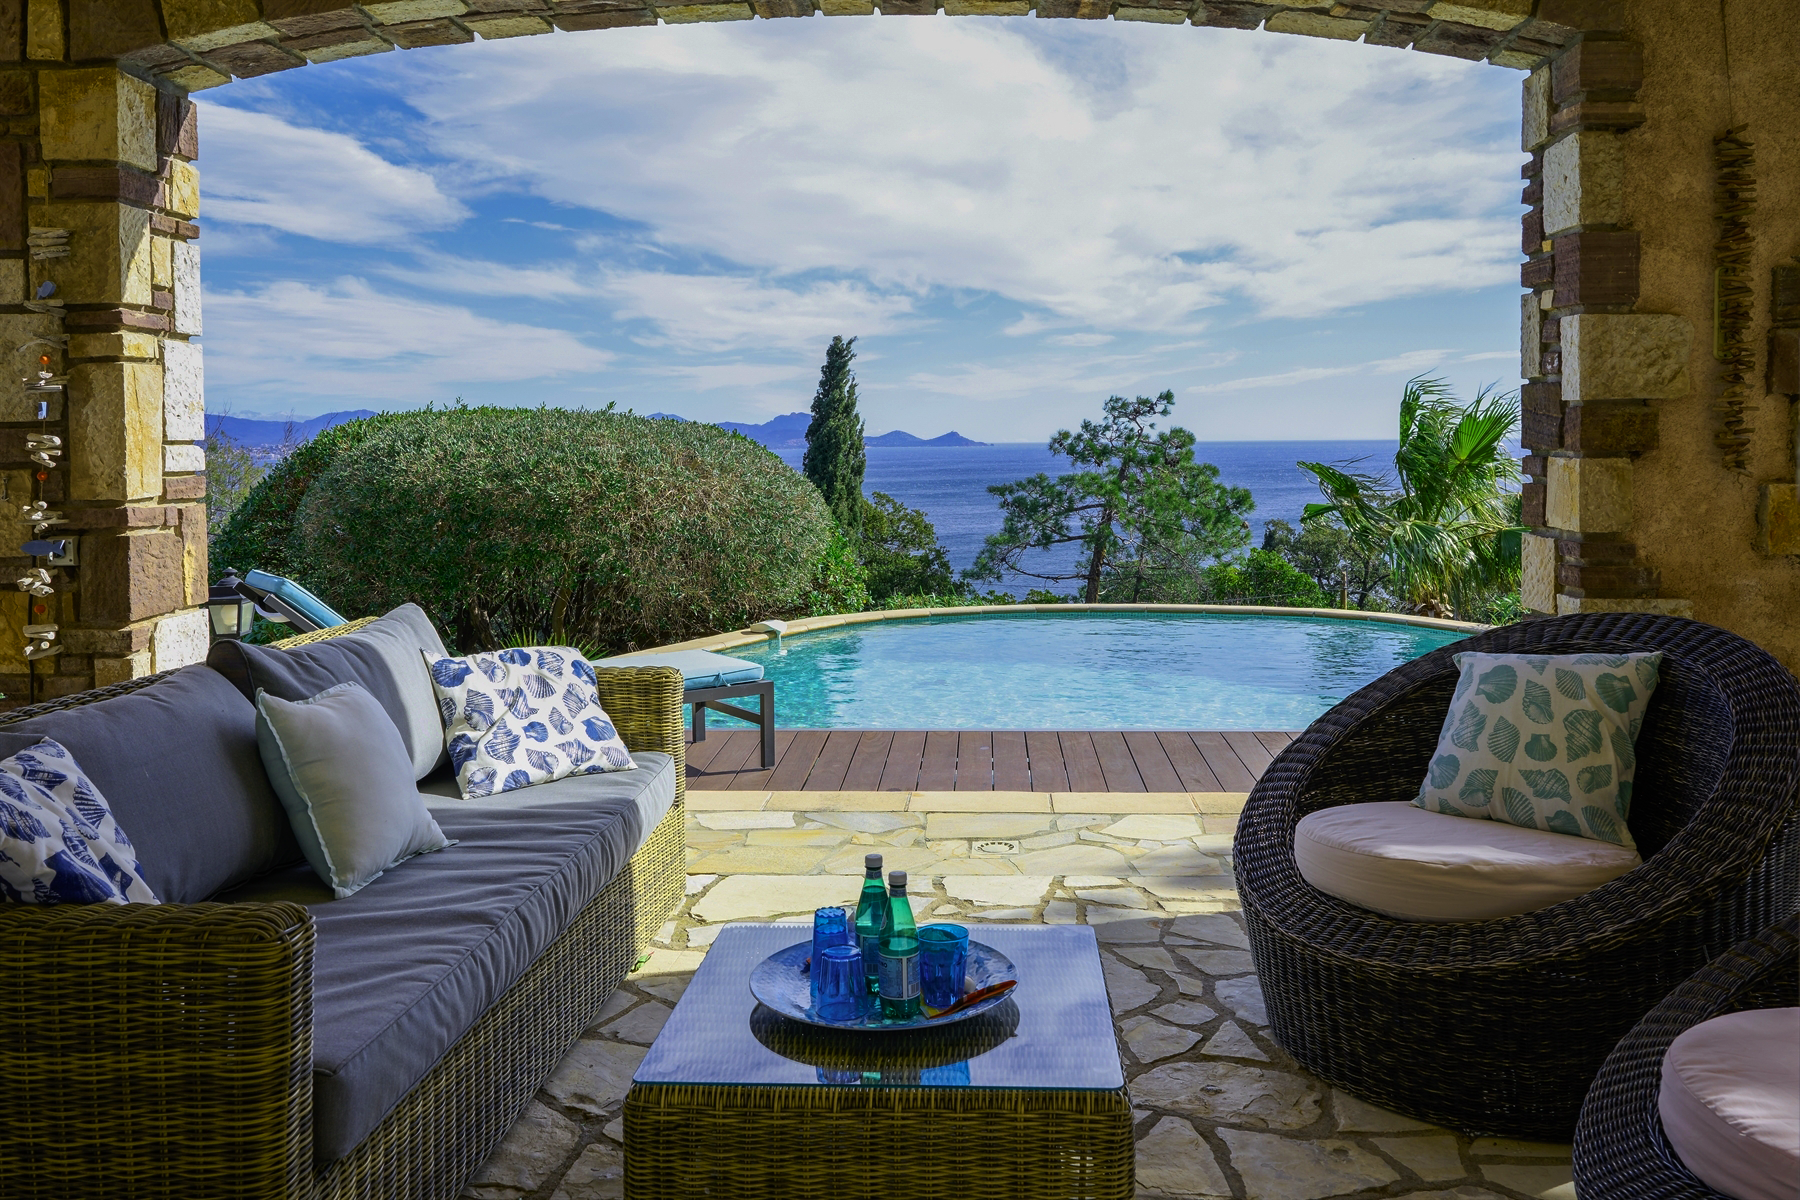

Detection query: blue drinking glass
(815, 943), (867, 1023)
(918, 924), (969, 1011)
(810, 907), (853, 1006)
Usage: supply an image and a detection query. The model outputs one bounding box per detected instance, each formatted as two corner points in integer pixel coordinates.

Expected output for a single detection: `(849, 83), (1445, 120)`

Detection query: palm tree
(1298, 375), (1522, 620)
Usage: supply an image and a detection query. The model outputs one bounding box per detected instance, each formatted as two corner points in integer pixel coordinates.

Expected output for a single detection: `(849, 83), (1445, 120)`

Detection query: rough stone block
(175, 503), (207, 605)
(1264, 11), (1366, 38)
(40, 70), (158, 172)
(1491, 48), (1543, 70)
(942, 0), (1028, 10)
(1429, 0), (1526, 30)
(150, 234), (174, 289)
(84, 529), (186, 625)
(1551, 37), (1641, 104)
(387, 16), (477, 42)
(162, 65), (234, 92)
(1554, 230), (1638, 307)
(172, 240), (202, 335)
(465, 13), (555, 32)
(267, 8), (367, 36)
(162, 0), (278, 49)
(1549, 100), (1644, 136)
(164, 442), (205, 473)
(0, 255), (19, 305)
(1543, 131), (1623, 235)
(37, 202), (153, 307)
(152, 606), (210, 672)
(94, 650), (154, 685)
(164, 473), (206, 500)
(1521, 206), (1544, 256)
(1562, 314), (1691, 404)
(1519, 292), (1542, 379)
(1114, 5), (1183, 20)
(70, 360), (163, 502)
(1556, 595), (1693, 618)
(26, 0), (61, 59)
(286, 28), (393, 59)
(1558, 559), (1657, 597)
(69, 0), (165, 58)
(554, 8), (654, 25)
(1759, 485), (1800, 556)
(160, 160), (200, 221)
(1520, 480), (1545, 527)
(162, 338), (204, 441)
(1546, 455), (1631, 534)
(206, 40), (306, 76)
(1521, 454), (1547, 478)
(364, 0), (468, 19)
(1192, 1), (1269, 27)
(1769, 327), (1799, 395)
(1521, 532), (1556, 612)
(1414, 20), (1503, 58)
(1562, 401), (1656, 455)
(1520, 255), (1554, 290)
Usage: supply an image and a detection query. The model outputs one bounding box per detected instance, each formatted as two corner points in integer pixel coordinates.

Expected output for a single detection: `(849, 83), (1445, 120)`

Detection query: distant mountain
(654, 410), (987, 448)
(205, 410), (378, 445)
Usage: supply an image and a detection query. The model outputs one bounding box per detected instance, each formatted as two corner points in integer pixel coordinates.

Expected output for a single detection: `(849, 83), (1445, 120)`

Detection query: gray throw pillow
(255, 682), (453, 899)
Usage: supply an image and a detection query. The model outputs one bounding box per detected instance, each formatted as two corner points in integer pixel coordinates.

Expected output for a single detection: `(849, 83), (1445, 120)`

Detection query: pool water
(710, 612), (1469, 731)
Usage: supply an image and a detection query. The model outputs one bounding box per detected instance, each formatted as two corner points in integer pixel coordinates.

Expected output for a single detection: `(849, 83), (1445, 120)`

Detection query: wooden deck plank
(1156, 732), (1224, 792)
(991, 731), (1031, 791)
(1222, 730), (1276, 776)
(840, 731), (894, 791)
(1192, 731), (1258, 792)
(703, 730), (765, 788)
(877, 731), (926, 792)
(766, 729), (829, 790)
(955, 732), (994, 791)
(916, 730), (960, 791)
(722, 729), (800, 791)
(804, 730), (863, 791)
(1123, 730), (1186, 792)
(1091, 731), (1147, 792)
(1025, 730), (1068, 792)
(1255, 730), (1298, 756)
(1059, 731), (1109, 792)
(681, 726), (742, 779)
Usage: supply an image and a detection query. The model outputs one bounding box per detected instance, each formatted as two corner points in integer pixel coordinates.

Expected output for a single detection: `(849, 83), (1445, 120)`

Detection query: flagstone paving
(461, 802), (1577, 1200)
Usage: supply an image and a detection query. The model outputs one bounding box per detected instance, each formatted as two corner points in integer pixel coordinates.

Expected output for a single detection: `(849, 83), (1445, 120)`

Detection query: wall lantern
(208, 568), (258, 641)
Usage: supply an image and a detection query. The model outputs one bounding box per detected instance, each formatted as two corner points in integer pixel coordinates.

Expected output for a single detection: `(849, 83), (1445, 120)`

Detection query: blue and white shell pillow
(0, 737), (158, 904)
(424, 647), (638, 799)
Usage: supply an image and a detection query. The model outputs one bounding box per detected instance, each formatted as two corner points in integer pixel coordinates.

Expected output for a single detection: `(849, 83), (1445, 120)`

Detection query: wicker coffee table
(623, 922), (1131, 1199)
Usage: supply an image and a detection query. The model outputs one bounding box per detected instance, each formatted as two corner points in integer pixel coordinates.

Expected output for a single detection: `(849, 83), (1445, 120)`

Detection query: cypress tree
(802, 335), (867, 536)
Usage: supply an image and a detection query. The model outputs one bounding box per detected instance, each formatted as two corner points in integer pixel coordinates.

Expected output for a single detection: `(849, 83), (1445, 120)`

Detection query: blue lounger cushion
(602, 649), (764, 690)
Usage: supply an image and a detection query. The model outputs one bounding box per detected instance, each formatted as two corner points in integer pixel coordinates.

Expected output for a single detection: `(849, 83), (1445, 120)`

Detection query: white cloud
(195, 103), (468, 243)
(1049, 332), (1114, 347)
(1190, 348), (1453, 394)
(644, 362), (813, 391)
(596, 271), (918, 352)
(205, 277), (611, 402)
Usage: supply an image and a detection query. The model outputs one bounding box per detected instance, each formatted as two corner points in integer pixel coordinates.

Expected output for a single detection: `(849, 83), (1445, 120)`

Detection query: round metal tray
(748, 937), (1018, 1031)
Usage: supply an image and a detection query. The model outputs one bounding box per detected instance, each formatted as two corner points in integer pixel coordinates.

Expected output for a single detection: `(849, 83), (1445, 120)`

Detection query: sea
(769, 440), (1403, 599)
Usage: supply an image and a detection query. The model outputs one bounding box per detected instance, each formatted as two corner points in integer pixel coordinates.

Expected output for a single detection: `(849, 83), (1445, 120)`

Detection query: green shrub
(804, 530), (871, 616)
(858, 492), (958, 601)
(1197, 549), (1331, 607)
(232, 406), (834, 653)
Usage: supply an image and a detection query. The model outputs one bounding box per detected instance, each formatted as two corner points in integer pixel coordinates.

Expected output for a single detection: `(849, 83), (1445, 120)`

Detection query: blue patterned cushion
(0, 738), (157, 904)
(425, 647), (637, 799)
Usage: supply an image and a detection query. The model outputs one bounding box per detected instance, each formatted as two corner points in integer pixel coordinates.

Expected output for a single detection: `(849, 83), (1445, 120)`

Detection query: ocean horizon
(770, 439), (1415, 599)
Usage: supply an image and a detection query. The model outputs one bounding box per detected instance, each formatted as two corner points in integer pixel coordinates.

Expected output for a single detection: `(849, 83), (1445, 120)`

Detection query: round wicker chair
(1233, 612), (1800, 1140)
(1572, 915), (1798, 1199)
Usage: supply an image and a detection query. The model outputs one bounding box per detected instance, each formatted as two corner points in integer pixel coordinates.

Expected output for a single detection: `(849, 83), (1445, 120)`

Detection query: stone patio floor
(459, 795), (1579, 1200)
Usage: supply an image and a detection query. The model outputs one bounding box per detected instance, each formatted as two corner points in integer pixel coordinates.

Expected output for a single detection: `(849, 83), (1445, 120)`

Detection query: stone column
(0, 30), (209, 707)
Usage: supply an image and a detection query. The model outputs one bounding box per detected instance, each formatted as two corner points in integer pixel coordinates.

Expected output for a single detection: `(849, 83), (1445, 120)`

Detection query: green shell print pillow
(1413, 651), (1663, 848)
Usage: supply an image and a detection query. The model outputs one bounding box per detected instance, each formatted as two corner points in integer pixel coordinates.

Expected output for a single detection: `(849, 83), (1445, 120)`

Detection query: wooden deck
(684, 729), (1300, 792)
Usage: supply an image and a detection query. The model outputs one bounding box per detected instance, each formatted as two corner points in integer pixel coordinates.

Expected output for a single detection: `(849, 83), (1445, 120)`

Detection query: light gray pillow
(255, 682), (453, 899)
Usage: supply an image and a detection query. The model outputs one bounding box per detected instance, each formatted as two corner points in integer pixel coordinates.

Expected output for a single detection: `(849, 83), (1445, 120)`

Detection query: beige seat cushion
(1294, 801), (1641, 922)
(1659, 1008), (1800, 1200)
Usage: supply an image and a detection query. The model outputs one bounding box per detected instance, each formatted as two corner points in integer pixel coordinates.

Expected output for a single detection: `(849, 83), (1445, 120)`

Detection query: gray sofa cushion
(215, 751), (676, 1163)
(1, 667), (299, 903)
(208, 603), (451, 780)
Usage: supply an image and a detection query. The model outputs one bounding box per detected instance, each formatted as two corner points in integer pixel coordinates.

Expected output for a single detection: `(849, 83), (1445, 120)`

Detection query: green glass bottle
(852, 853), (888, 994)
(878, 869), (921, 1021)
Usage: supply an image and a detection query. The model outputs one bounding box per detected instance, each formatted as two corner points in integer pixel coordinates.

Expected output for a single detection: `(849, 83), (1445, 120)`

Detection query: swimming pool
(712, 611), (1471, 730)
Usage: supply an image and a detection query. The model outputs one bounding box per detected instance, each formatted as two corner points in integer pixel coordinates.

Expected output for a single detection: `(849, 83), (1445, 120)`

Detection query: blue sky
(195, 17), (1525, 443)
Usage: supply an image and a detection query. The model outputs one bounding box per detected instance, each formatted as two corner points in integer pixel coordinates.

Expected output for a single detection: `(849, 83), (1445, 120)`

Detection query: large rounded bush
(227, 406), (836, 653)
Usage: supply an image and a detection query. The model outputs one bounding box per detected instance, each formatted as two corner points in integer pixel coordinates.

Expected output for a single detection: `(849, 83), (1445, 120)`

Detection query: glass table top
(633, 923), (1125, 1091)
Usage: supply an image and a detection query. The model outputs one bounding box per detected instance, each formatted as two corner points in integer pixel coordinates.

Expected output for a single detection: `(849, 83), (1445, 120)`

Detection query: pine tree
(802, 335), (867, 536)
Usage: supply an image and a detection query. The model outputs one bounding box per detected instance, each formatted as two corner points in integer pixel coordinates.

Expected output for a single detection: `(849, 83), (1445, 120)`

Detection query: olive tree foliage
(802, 335), (867, 536)
(218, 406), (836, 654)
(968, 392), (1254, 603)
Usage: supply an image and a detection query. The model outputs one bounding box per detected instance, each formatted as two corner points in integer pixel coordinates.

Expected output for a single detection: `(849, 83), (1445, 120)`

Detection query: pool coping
(623, 603), (1490, 657)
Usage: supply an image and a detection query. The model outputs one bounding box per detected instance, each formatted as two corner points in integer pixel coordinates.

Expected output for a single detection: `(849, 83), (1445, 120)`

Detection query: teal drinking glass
(918, 924), (969, 1010)
(815, 943), (867, 1023)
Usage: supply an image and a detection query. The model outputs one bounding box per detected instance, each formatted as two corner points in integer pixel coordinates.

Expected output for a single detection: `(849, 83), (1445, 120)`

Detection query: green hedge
(216, 406), (837, 653)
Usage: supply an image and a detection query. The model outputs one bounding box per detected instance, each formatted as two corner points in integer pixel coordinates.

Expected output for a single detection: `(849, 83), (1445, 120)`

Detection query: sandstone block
(163, 0), (280, 48)
(164, 473), (206, 500)
(1131, 1061), (1320, 1129)
(172, 240), (202, 335)
(1543, 131), (1623, 235)
(1769, 327), (1799, 394)
(164, 65), (234, 92)
(152, 606), (209, 671)
(1519, 292), (1541, 379)
(70, 331), (160, 360)
(656, 3), (753, 18)
(0, 257), (20, 305)
(36, 202), (153, 306)
(1556, 595), (1693, 618)
(1136, 1118), (1232, 1198)
(163, 442), (205, 473)
(27, 0), (63, 59)
(164, 160), (200, 220)
(1546, 455), (1630, 534)
(1562, 314), (1691, 403)
(292, 31), (393, 60)
(1113, 5), (1185, 19)
(1552, 37), (1642, 104)
(1265, 11), (1366, 38)
(94, 650), (154, 685)
(84, 529), (186, 625)
(0, 312), (65, 400)
(71, 360), (163, 502)
(162, 338), (204, 440)
(1522, 532), (1555, 611)
(1219, 1128), (1399, 1200)
(1492, 48), (1544, 70)
(1553, 229), (1638, 307)
(365, 0), (468, 19)
(386, 17), (477, 43)
(466, 14), (555, 33)
(1428, 0), (1527, 30)
(1759, 484), (1800, 556)
(177, 504), (209, 606)
(40, 70), (158, 171)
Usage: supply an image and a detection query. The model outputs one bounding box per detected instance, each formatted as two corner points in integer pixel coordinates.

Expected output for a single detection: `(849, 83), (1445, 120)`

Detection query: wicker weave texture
(1572, 915), (1799, 1200)
(623, 1084), (1133, 1200)
(1234, 613), (1800, 1140)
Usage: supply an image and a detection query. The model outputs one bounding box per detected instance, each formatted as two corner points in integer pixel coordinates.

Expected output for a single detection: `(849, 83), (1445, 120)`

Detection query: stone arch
(0, 0), (1794, 705)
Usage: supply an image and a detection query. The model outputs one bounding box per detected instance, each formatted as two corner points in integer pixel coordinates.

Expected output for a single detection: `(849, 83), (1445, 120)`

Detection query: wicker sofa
(1234, 612), (1800, 1141)
(0, 613), (687, 1200)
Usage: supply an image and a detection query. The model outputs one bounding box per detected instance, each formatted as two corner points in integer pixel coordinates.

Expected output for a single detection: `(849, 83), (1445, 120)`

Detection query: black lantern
(208, 568), (258, 641)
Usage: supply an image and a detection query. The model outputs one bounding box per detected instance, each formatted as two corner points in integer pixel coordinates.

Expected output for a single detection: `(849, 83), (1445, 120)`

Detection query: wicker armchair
(1572, 915), (1798, 1199)
(0, 637), (687, 1200)
(1234, 612), (1800, 1141)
